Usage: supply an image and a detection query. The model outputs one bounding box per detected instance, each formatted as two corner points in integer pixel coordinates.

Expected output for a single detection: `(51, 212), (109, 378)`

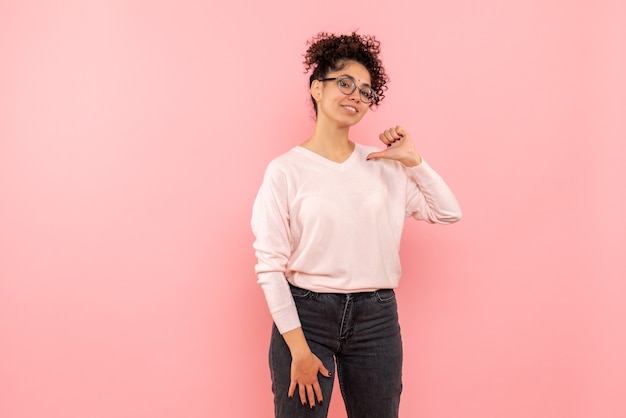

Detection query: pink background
(1, 1), (625, 417)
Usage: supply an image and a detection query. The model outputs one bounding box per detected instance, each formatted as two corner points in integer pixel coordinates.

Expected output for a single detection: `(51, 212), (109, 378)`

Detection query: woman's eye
(339, 80), (351, 88)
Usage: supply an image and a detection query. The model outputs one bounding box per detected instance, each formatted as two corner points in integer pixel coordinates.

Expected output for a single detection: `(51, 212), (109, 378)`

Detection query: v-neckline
(296, 143), (359, 168)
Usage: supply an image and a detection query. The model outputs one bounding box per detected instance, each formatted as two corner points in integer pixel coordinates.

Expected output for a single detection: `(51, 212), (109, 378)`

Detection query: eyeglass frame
(319, 75), (378, 104)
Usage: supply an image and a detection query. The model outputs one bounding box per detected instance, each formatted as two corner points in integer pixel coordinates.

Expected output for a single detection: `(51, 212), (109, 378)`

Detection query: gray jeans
(269, 284), (403, 418)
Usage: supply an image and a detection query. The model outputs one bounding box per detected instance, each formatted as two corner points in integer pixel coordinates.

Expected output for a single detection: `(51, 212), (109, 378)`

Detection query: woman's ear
(310, 79), (322, 102)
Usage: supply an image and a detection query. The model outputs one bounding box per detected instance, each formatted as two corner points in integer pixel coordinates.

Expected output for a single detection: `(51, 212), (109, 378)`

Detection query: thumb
(318, 363), (332, 378)
(366, 150), (386, 161)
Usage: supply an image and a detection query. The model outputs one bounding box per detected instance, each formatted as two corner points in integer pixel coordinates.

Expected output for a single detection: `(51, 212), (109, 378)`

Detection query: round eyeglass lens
(337, 77), (356, 95)
(360, 86), (375, 103)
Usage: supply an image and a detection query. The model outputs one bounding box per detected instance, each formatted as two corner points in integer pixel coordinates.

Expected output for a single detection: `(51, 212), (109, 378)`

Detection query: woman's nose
(348, 90), (360, 101)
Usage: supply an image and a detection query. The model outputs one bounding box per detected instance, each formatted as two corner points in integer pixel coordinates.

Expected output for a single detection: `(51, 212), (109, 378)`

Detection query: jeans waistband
(289, 282), (394, 299)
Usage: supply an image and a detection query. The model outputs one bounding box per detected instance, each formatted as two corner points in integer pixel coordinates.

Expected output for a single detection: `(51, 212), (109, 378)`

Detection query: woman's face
(312, 60), (372, 127)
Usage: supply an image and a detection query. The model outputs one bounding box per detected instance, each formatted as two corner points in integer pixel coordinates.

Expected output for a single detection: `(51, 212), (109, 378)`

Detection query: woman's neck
(301, 122), (354, 163)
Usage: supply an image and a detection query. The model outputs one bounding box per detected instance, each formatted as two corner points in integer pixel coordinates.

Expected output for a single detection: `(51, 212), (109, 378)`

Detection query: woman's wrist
(401, 151), (423, 167)
(282, 327), (311, 357)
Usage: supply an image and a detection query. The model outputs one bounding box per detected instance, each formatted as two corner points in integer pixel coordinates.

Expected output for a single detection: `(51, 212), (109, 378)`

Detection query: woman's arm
(252, 161), (331, 408)
(366, 125), (462, 223)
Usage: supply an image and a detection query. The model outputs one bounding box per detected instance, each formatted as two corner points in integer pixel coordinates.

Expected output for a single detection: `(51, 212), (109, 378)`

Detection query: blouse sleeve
(251, 161), (301, 334)
(404, 160), (462, 224)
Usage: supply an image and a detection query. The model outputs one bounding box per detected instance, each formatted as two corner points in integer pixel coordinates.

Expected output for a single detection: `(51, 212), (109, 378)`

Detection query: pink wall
(1, 1), (624, 417)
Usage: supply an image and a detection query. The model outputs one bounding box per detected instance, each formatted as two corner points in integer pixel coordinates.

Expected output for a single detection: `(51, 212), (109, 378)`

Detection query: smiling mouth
(343, 105), (357, 113)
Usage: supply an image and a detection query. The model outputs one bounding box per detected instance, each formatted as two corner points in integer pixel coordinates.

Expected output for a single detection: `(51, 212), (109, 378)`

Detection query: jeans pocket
(374, 289), (396, 304)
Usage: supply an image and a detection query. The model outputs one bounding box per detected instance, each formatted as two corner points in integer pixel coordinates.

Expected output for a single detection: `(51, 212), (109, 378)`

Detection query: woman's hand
(366, 125), (423, 167)
(288, 351), (331, 408)
(282, 327), (332, 409)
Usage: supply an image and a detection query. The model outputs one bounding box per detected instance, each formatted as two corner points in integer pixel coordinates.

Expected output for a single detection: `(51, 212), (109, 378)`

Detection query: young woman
(251, 32), (462, 418)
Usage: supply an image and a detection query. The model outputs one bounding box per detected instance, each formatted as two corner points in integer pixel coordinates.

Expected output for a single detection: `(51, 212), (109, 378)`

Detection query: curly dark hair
(303, 31), (389, 112)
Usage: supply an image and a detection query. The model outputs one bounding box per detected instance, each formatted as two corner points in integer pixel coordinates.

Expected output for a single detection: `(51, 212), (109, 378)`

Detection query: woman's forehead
(330, 61), (371, 84)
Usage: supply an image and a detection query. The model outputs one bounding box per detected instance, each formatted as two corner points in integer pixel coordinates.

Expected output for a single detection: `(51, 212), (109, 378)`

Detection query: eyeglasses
(320, 75), (378, 104)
